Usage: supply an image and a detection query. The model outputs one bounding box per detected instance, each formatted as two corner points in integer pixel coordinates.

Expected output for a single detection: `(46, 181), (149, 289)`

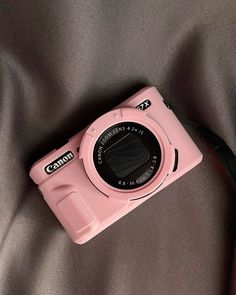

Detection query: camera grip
(57, 192), (96, 233)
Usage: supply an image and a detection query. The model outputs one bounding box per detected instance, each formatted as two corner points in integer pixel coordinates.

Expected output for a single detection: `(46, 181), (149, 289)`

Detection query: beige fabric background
(0, 1), (235, 295)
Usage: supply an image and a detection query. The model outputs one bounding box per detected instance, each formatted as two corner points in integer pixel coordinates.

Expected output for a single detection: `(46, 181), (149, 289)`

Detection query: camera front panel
(30, 87), (203, 244)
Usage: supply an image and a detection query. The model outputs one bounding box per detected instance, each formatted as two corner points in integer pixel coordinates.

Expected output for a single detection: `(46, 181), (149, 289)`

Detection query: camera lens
(93, 122), (161, 190)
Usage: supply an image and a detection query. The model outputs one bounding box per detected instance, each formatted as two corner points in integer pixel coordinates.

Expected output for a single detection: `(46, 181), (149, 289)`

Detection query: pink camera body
(30, 86), (203, 244)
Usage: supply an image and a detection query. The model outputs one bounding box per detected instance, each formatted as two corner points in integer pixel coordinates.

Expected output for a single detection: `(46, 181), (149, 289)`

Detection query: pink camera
(30, 86), (203, 244)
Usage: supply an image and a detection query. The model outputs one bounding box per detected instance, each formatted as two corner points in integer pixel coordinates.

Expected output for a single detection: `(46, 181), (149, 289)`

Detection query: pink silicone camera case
(30, 86), (203, 244)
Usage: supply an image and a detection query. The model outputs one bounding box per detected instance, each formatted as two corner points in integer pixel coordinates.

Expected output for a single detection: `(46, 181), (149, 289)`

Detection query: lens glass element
(93, 122), (162, 189)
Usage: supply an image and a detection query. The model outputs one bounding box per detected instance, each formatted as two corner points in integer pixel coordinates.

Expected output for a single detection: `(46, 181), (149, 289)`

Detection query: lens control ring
(80, 108), (175, 201)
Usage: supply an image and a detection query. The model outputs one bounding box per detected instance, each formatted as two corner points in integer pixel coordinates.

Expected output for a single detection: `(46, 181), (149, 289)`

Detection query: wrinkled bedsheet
(0, 1), (235, 295)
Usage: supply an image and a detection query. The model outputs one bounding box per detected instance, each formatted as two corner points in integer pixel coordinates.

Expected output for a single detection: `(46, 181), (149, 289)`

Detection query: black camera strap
(200, 126), (236, 184)
(164, 101), (236, 186)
